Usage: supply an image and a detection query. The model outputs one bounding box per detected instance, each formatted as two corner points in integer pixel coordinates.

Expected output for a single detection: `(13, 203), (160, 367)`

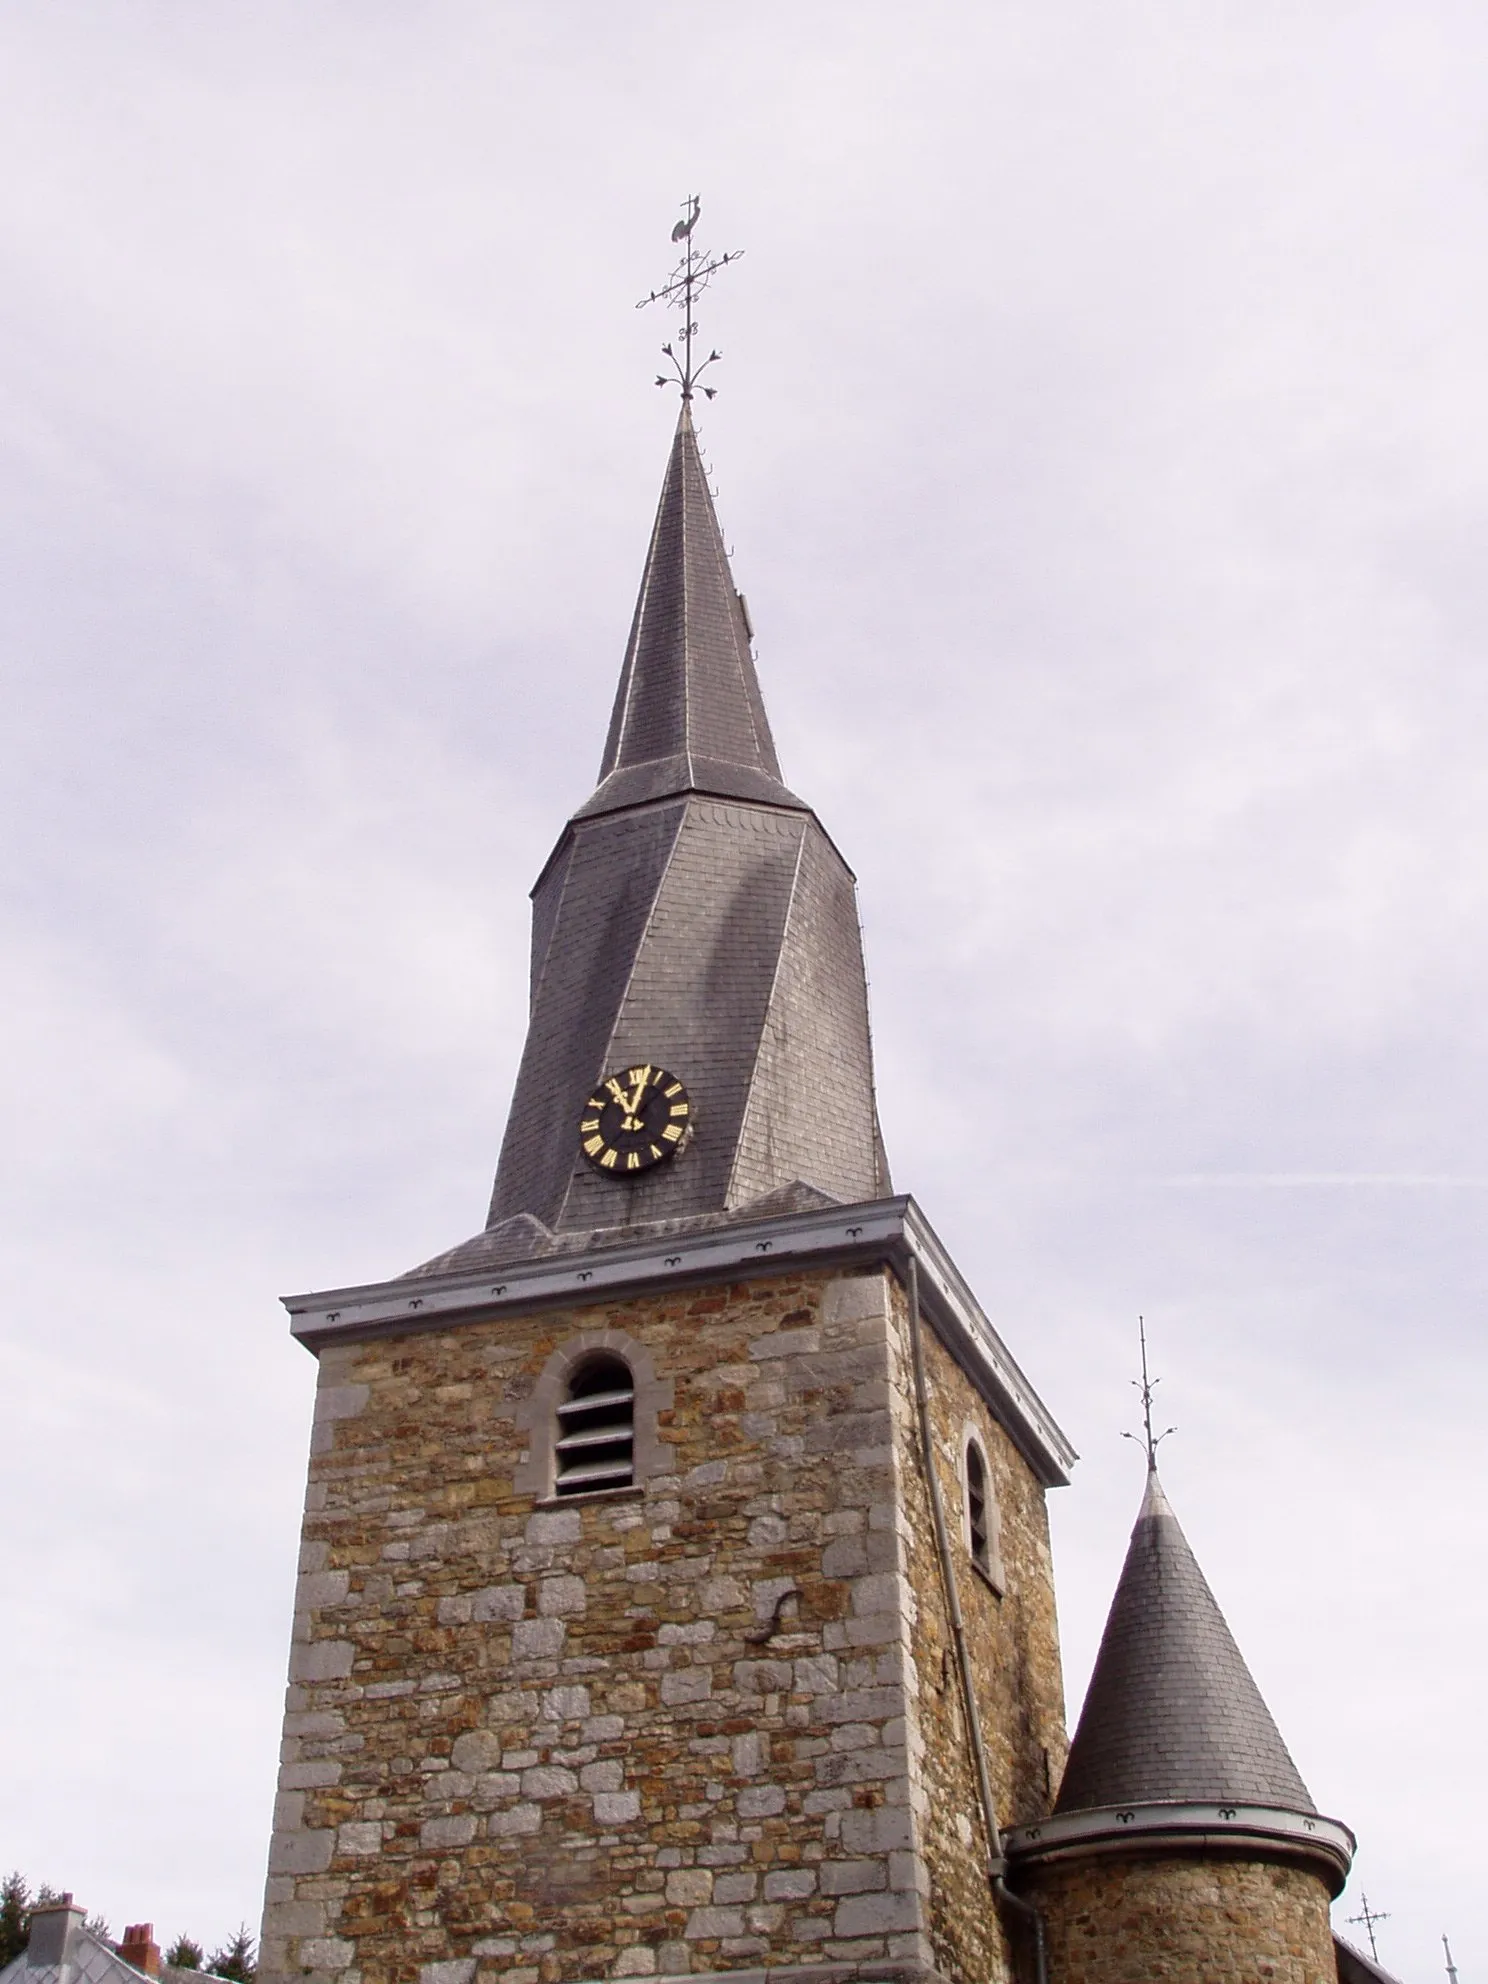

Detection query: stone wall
(1027, 1854), (1337, 1984)
(886, 1284), (1068, 1984)
(259, 1262), (1064, 1984)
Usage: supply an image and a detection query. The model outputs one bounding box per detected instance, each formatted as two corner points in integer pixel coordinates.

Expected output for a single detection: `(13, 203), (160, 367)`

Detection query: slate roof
(575, 404), (805, 820)
(1055, 1468), (1315, 1814)
(1334, 1938), (1408, 1984)
(0, 1917), (178, 1984)
(441, 407), (889, 1258)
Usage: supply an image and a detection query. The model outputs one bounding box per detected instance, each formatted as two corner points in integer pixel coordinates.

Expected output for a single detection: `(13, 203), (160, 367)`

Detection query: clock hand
(625, 1068), (653, 1116)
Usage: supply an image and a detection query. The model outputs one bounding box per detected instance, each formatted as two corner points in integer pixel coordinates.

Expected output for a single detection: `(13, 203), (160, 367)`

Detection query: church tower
(1006, 1466), (1355, 1982)
(256, 381), (1076, 1984)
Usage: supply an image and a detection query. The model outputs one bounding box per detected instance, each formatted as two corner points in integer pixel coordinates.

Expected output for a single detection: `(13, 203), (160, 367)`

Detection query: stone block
(736, 1784), (785, 1818)
(593, 1790), (641, 1824)
(521, 1765), (578, 1799)
(267, 1828), (334, 1875)
(288, 1640), (354, 1683)
(538, 1573), (586, 1617)
(820, 1859), (887, 1896)
(711, 1872), (757, 1904)
(336, 1822), (382, 1856)
(471, 1584), (527, 1622)
(664, 1870), (712, 1905)
(296, 1570), (351, 1610)
(420, 1813), (479, 1848)
(450, 1729), (504, 1773)
(659, 1667), (711, 1705)
(763, 1869), (817, 1901)
(682, 1908), (745, 1940)
(298, 1941), (355, 1972)
(832, 1891), (924, 1938)
(512, 1618), (565, 1659)
(489, 1803), (543, 1837)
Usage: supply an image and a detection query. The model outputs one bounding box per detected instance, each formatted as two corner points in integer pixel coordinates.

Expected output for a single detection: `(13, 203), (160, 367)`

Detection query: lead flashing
(283, 1194), (1075, 1487)
(1005, 1800), (1355, 1896)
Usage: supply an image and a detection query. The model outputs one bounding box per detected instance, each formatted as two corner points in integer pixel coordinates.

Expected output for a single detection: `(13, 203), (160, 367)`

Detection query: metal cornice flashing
(283, 1194), (1074, 1486)
(900, 1199), (1075, 1487)
(1005, 1801), (1355, 1896)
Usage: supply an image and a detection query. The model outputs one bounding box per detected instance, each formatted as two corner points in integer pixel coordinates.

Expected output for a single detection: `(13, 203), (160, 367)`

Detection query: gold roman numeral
(583, 1135), (604, 1156)
(662, 1123), (683, 1143)
(600, 1149), (618, 1169)
(626, 1151), (641, 1170)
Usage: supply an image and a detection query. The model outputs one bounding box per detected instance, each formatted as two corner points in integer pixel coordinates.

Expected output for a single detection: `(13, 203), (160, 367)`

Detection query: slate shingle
(464, 409), (889, 1257)
(1055, 1470), (1315, 1814)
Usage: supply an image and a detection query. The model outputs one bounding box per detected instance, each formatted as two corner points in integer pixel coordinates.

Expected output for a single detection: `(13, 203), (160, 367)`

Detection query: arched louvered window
(554, 1354), (635, 1496)
(966, 1439), (992, 1575)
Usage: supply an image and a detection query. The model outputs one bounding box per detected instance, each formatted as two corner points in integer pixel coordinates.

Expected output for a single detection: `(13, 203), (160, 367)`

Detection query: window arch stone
(513, 1328), (672, 1501)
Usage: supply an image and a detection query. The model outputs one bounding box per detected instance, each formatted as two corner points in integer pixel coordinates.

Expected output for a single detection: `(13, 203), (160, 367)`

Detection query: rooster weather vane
(637, 194), (744, 402)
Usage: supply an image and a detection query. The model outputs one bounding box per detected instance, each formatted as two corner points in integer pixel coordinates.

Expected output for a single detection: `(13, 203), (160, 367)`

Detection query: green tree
(166, 1937), (204, 1970)
(0, 1874), (29, 1969)
(207, 1928), (256, 1983)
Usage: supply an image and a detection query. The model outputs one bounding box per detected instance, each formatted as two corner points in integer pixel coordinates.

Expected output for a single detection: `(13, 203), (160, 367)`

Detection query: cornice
(282, 1193), (1076, 1487)
(1005, 1800), (1355, 1897)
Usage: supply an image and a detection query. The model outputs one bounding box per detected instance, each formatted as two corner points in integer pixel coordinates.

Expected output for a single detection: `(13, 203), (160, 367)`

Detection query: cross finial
(1443, 1933), (1459, 1984)
(1121, 1316), (1175, 1472)
(637, 194), (744, 402)
(1348, 1895), (1391, 1963)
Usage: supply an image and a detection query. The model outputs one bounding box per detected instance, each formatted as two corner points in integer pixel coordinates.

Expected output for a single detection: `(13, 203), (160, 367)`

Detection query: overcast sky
(1, 5), (1483, 1976)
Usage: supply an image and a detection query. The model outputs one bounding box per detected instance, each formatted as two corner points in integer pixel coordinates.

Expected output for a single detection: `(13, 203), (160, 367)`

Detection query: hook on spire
(1121, 1316), (1176, 1472)
(637, 193), (744, 402)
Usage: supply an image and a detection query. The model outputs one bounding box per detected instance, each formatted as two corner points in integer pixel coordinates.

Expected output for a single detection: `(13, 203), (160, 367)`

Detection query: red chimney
(120, 1925), (162, 1977)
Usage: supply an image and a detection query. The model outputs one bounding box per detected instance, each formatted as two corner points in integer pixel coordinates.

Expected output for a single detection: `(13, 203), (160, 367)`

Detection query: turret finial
(637, 194), (744, 402)
(1122, 1315), (1175, 1472)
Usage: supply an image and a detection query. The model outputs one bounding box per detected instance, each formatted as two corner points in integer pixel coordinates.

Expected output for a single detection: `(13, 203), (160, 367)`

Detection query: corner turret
(1007, 1468), (1354, 1983)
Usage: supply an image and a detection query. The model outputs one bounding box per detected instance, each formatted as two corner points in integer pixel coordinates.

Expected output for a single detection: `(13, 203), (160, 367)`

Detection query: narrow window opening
(555, 1354), (635, 1496)
(966, 1441), (991, 1574)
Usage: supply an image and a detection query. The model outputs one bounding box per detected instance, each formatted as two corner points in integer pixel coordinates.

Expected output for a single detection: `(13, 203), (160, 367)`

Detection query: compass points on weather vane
(637, 193), (744, 402)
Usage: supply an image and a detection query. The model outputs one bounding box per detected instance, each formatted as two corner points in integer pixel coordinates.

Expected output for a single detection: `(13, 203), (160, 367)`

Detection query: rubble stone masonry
(259, 1263), (1066, 1984)
(1027, 1855), (1337, 1984)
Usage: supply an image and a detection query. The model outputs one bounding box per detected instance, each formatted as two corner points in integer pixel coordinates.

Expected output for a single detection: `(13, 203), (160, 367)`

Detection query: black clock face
(579, 1064), (692, 1176)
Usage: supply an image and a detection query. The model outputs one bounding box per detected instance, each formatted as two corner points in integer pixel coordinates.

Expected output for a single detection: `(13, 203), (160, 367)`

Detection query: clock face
(579, 1064), (692, 1176)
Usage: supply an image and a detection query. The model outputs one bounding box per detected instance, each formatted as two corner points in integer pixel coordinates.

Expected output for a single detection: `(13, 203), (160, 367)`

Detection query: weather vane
(1348, 1895), (1390, 1963)
(637, 194), (744, 402)
(1122, 1316), (1175, 1472)
(1443, 1934), (1459, 1984)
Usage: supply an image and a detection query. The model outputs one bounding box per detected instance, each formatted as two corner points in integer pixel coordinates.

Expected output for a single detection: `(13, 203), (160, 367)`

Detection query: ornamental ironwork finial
(1348, 1895), (1391, 1964)
(1122, 1316), (1175, 1472)
(637, 194), (744, 402)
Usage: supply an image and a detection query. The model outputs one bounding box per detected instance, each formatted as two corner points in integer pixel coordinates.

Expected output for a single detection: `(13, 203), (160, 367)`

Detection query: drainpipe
(906, 1255), (1049, 1984)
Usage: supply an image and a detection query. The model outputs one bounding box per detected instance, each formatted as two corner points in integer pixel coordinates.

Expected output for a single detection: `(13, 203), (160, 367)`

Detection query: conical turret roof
(575, 404), (804, 819)
(1056, 1469), (1314, 1814)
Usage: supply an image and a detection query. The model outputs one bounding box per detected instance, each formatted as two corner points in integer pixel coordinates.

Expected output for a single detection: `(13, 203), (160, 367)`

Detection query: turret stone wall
(259, 1262), (1065, 1984)
(1026, 1854), (1337, 1984)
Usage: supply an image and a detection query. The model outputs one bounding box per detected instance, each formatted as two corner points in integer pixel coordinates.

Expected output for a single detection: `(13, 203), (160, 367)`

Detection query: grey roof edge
(282, 1193), (1076, 1487)
(1334, 1937), (1408, 1984)
(1005, 1800), (1354, 1897)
